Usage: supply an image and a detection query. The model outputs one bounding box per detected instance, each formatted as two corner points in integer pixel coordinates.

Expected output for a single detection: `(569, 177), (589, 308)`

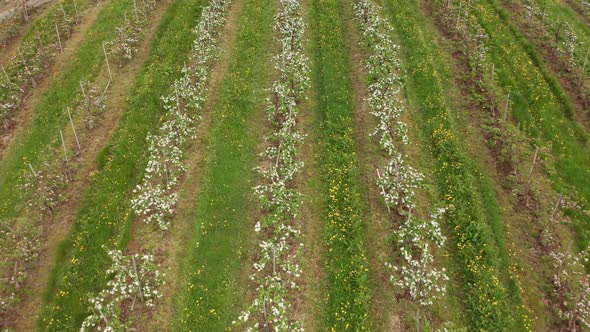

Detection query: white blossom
(236, 1), (308, 330)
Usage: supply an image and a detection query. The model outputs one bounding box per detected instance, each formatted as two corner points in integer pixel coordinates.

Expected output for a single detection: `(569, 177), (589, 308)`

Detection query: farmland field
(0, 0), (589, 331)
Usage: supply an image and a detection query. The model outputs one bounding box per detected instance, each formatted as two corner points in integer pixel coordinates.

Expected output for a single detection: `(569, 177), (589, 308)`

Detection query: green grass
(38, 0), (210, 329)
(171, 1), (275, 329)
(0, 0), (138, 220)
(475, 0), (590, 249)
(308, 0), (371, 330)
(380, 0), (531, 330)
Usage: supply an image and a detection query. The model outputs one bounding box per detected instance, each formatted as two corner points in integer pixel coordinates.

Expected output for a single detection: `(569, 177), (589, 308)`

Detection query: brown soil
(11, 1), (174, 329)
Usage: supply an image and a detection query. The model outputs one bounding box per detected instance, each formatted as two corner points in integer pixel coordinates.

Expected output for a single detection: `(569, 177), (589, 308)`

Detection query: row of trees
(235, 0), (309, 330)
(130, 0), (231, 231)
(521, 0), (589, 76)
(81, 0), (232, 329)
(354, 1), (449, 330)
(0, 0), (33, 47)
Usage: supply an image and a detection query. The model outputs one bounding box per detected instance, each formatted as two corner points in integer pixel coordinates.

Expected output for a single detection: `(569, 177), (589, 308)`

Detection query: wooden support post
(60, 129), (68, 162)
(103, 42), (113, 82)
(100, 80), (111, 99)
(73, 0), (81, 23)
(503, 93), (510, 126)
(98, 307), (109, 325)
(13, 261), (19, 288)
(456, 0), (462, 30)
(80, 81), (86, 97)
(263, 298), (269, 332)
(376, 169), (390, 213)
(582, 46), (590, 76)
(550, 193), (564, 221)
(20, 0), (29, 22)
(1, 64), (11, 85)
(67, 107), (81, 151)
(491, 63), (495, 83)
(29, 162), (37, 177)
(55, 22), (63, 53)
(272, 247), (276, 275)
(133, 0), (139, 20)
(131, 256), (144, 301)
(37, 34), (45, 48)
(526, 146), (540, 188)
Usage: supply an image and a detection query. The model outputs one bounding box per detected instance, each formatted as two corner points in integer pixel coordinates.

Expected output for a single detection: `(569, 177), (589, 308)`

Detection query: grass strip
(38, 0), (210, 329)
(381, 0), (530, 330)
(171, 0), (276, 329)
(308, 0), (371, 330)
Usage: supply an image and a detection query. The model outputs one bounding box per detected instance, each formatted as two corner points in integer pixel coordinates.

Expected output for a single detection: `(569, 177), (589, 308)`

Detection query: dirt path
(122, 1), (245, 330)
(12, 1), (174, 328)
(296, 0), (325, 329)
(0, 0), (105, 159)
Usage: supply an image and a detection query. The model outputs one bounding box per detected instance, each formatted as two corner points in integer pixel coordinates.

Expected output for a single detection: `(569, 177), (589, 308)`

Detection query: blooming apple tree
(355, 0), (449, 327)
(130, 0), (232, 231)
(80, 248), (163, 331)
(235, 0), (309, 330)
